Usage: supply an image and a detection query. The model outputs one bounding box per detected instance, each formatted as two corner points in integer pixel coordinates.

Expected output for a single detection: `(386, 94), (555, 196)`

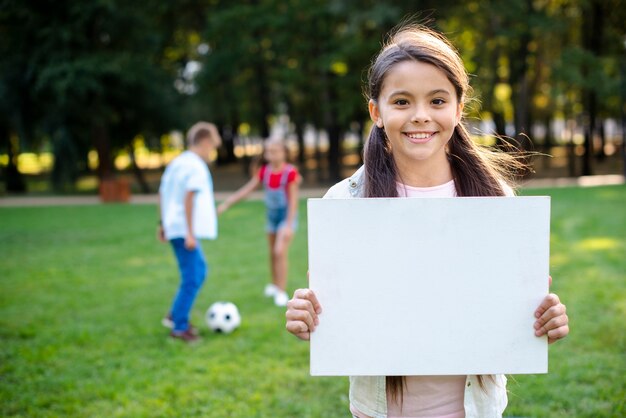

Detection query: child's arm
(286, 288), (322, 341)
(157, 192), (166, 242)
(217, 176), (261, 215)
(534, 276), (569, 344)
(282, 175), (300, 236)
(184, 190), (197, 249)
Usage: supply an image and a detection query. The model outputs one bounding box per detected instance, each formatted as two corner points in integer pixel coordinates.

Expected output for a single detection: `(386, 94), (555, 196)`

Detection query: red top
(258, 164), (298, 189)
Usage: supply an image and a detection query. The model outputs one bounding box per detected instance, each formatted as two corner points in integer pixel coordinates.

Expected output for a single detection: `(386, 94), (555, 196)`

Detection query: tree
(1, 0), (185, 191)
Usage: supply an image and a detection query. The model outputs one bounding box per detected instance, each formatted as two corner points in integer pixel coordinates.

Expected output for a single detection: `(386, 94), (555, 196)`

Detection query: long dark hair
(364, 24), (522, 402)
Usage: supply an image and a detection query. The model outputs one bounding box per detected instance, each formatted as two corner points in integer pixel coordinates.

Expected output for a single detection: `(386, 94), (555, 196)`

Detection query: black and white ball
(206, 302), (241, 334)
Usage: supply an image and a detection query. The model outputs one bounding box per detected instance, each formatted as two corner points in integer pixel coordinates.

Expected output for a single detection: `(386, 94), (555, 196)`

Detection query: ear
(368, 99), (384, 128)
(455, 102), (464, 126)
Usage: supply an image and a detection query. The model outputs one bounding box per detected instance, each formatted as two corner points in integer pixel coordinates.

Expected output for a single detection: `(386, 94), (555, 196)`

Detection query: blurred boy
(158, 122), (221, 342)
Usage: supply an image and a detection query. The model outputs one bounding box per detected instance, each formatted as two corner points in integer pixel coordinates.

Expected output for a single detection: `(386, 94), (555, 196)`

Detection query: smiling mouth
(404, 132), (436, 143)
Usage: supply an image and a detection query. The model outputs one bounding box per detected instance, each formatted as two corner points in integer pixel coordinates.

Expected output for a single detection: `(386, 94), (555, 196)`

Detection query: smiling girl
(285, 25), (569, 418)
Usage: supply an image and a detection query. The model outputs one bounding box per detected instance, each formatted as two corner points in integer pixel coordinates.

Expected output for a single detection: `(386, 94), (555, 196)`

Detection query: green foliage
(1, 0), (624, 186)
(1, 0), (185, 187)
(1, 186), (625, 417)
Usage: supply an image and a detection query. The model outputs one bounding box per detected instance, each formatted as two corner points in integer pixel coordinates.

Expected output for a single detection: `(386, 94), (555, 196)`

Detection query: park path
(0, 174), (623, 208)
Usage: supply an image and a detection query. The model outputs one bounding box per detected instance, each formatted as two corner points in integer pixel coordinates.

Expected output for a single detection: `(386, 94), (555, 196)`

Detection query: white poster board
(307, 197), (550, 376)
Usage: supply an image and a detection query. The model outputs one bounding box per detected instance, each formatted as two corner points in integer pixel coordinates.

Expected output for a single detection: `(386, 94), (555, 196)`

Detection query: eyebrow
(388, 89), (452, 97)
(428, 89), (452, 96)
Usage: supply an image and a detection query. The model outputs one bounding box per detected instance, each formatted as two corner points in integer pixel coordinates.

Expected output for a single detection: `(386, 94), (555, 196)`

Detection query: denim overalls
(263, 164), (296, 233)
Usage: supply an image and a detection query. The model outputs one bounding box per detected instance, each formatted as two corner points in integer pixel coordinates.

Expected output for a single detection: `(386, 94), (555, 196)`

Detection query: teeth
(406, 132), (432, 139)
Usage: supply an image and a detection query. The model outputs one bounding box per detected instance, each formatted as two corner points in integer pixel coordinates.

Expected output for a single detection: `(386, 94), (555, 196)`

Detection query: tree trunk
(51, 127), (79, 192)
(327, 124), (341, 182)
(511, 72), (532, 150)
(254, 64), (271, 139)
(493, 112), (507, 140)
(357, 120), (366, 165)
(508, 0), (533, 150)
(216, 121), (237, 165)
(128, 144), (150, 193)
(93, 123), (114, 180)
(323, 72), (341, 182)
(566, 118), (577, 177)
(581, 0), (603, 176)
(582, 104), (595, 176)
(541, 116), (553, 169)
(314, 127), (324, 183)
(595, 118), (606, 161)
(294, 120), (305, 165)
(1, 128), (26, 193)
(480, 12), (507, 141)
(543, 116), (553, 149)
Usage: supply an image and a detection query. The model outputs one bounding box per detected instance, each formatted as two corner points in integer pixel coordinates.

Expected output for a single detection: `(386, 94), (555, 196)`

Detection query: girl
(218, 138), (300, 307)
(285, 25), (569, 417)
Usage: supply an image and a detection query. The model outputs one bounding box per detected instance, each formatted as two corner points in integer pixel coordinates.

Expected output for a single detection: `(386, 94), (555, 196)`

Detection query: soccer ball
(206, 302), (241, 334)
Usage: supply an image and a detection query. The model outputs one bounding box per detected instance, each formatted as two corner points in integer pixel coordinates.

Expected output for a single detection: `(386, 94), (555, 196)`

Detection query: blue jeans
(169, 238), (207, 332)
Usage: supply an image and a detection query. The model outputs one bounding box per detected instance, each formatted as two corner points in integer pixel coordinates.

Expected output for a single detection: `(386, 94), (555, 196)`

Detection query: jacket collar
(348, 166), (366, 198)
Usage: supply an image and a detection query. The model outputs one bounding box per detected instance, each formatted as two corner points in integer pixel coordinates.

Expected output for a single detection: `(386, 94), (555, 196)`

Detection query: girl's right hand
(217, 202), (228, 215)
(285, 289), (322, 341)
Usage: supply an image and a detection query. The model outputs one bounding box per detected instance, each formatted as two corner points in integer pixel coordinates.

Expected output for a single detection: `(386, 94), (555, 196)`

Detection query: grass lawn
(1, 185), (624, 417)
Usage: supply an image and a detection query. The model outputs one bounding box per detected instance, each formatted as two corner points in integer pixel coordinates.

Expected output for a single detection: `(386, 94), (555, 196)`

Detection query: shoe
(274, 290), (289, 307)
(161, 314), (174, 329)
(162, 314), (199, 336)
(170, 328), (200, 343)
(264, 283), (278, 297)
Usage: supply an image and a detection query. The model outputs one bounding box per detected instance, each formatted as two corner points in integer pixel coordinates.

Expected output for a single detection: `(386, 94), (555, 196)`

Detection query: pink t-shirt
(397, 179), (458, 198)
(352, 179), (466, 418)
(350, 375), (465, 418)
(385, 376), (466, 418)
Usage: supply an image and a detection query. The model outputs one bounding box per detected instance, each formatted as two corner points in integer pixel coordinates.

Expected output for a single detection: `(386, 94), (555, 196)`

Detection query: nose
(411, 105), (431, 123)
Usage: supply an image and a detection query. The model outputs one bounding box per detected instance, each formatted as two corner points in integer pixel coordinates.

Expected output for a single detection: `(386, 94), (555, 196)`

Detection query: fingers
(534, 293), (561, 319)
(293, 288), (322, 315)
(185, 237), (197, 250)
(534, 293), (569, 343)
(547, 324), (570, 344)
(285, 288), (322, 341)
(285, 320), (312, 340)
(535, 309), (568, 336)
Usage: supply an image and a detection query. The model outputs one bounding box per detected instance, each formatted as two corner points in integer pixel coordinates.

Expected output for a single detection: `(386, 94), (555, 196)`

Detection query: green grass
(1, 185), (624, 417)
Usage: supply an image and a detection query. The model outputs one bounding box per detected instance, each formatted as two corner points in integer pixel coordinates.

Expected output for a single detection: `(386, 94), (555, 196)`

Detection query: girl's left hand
(282, 225), (294, 239)
(534, 276), (569, 344)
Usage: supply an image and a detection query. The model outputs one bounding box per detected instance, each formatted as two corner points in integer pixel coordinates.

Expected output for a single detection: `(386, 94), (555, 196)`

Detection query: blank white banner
(308, 197), (550, 376)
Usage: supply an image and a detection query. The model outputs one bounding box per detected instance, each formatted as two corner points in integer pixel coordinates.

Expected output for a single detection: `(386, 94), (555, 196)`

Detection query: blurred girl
(218, 139), (300, 307)
(285, 25), (569, 417)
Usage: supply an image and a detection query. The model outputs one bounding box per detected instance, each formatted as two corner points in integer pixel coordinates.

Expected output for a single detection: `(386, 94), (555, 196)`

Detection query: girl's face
(264, 142), (286, 165)
(369, 60), (463, 175)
